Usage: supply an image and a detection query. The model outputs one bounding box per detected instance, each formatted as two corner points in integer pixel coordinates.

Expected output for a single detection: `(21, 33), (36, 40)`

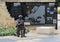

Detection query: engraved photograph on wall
(6, 2), (57, 25)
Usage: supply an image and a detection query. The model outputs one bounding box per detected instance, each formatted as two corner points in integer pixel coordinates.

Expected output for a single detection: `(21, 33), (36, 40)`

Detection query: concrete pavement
(0, 34), (60, 42)
(0, 30), (60, 42)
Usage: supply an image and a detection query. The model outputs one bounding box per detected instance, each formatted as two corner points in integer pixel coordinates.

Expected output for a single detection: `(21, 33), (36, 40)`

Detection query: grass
(0, 27), (29, 36)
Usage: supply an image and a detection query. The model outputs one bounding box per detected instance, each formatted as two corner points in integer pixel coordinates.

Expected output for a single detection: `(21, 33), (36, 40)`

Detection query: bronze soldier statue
(15, 15), (26, 38)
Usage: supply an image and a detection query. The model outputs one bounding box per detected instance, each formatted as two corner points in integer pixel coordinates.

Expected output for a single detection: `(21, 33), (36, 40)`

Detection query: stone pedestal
(36, 26), (55, 34)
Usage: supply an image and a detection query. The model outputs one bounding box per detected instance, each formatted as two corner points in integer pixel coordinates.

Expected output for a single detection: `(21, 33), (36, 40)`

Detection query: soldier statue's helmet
(18, 15), (23, 18)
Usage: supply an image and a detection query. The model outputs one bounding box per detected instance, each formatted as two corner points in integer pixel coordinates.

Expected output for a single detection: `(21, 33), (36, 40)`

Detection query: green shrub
(0, 27), (29, 36)
(58, 7), (60, 14)
(58, 10), (60, 14)
(0, 27), (16, 36)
